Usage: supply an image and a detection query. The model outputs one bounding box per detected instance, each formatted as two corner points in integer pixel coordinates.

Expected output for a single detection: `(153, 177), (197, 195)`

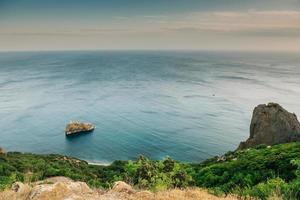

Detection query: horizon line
(1, 48), (300, 53)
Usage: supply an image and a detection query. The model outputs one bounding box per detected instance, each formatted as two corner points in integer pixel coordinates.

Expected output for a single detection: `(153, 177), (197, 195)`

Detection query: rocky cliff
(239, 103), (300, 149)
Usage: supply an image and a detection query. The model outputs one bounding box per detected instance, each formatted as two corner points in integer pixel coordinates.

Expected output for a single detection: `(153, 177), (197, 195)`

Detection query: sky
(0, 0), (300, 51)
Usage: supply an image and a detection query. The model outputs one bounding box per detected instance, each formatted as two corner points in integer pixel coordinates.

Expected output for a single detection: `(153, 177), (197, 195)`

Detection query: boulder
(29, 178), (96, 200)
(65, 121), (95, 136)
(239, 103), (300, 149)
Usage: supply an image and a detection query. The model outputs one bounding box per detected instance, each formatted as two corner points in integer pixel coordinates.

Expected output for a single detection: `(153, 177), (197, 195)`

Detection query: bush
(123, 155), (192, 191)
(246, 178), (287, 200)
(281, 160), (300, 200)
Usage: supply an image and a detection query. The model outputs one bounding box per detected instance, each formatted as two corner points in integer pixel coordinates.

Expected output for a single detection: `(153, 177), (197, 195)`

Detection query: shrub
(123, 155), (192, 190)
(246, 178), (287, 200)
(282, 160), (300, 200)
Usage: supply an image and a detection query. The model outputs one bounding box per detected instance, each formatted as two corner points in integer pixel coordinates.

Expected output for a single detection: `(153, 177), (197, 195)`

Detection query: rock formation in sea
(65, 121), (95, 136)
(239, 103), (300, 149)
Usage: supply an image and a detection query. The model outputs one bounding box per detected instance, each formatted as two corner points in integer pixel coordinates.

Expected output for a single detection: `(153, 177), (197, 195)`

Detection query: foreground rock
(65, 121), (95, 136)
(239, 103), (300, 149)
(0, 178), (237, 200)
(1, 177), (100, 200)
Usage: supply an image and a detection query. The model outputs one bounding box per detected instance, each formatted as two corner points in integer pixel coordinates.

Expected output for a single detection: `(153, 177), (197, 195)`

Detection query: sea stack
(65, 121), (95, 136)
(239, 103), (300, 149)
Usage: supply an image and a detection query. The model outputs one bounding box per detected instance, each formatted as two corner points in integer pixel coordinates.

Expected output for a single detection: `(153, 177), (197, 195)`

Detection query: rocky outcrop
(239, 103), (300, 149)
(65, 121), (95, 136)
(29, 177), (96, 200)
(0, 178), (237, 200)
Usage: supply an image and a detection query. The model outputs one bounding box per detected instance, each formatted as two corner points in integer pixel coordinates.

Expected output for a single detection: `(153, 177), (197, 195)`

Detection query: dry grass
(0, 186), (238, 200)
(0, 178), (238, 200)
(130, 188), (237, 200)
(0, 187), (31, 200)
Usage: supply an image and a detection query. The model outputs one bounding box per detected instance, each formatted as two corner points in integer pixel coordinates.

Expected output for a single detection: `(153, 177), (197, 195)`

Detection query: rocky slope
(239, 103), (300, 149)
(0, 177), (237, 200)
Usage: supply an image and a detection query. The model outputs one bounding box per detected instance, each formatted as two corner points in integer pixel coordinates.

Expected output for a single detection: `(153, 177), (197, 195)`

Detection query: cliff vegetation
(1, 142), (300, 199)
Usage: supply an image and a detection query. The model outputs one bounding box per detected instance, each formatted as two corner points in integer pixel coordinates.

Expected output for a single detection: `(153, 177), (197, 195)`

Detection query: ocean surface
(0, 50), (300, 164)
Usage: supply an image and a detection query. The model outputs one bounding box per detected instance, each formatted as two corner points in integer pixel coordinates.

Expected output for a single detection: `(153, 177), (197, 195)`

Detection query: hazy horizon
(1, 0), (300, 51)
(1, 47), (300, 52)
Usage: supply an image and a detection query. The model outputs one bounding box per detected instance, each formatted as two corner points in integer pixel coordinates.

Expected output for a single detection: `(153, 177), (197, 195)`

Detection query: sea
(0, 50), (299, 164)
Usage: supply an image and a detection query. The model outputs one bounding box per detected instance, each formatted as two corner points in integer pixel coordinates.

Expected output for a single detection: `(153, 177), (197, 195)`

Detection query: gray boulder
(239, 103), (300, 149)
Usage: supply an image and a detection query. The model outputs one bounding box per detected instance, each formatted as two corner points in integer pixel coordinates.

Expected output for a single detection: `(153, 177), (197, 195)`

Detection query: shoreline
(87, 161), (111, 166)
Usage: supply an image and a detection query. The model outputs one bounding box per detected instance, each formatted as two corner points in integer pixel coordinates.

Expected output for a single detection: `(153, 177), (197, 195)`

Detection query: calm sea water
(0, 51), (300, 163)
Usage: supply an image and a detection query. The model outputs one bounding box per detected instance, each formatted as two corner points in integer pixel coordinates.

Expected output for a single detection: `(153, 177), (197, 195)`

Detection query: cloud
(166, 10), (300, 36)
(107, 10), (300, 37)
(1, 10), (300, 51)
(0, 32), (81, 37)
(113, 16), (130, 20)
(3, 10), (299, 37)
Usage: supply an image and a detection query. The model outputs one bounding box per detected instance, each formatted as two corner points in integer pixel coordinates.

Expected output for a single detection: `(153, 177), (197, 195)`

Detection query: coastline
(87, 161), (111, 166)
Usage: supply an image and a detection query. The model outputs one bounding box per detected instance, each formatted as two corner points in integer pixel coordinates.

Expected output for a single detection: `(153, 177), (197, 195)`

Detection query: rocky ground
(0, 177), (237, 200)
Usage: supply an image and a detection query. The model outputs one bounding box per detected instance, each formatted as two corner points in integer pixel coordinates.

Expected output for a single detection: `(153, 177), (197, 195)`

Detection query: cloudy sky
(1, 0), (300, 51)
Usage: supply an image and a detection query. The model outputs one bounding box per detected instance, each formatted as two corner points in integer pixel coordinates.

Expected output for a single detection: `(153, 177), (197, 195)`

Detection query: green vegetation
(122, 156), (192, 191)
(0, 152), (191, 191)
(191, 142), (300, 199)
(1, 142), (300, 199)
